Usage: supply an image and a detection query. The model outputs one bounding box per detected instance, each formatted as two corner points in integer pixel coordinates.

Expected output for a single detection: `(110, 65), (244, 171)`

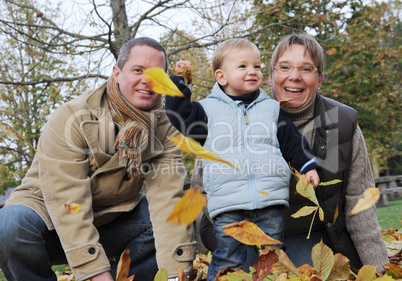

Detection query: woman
(197, 33), (389, 273)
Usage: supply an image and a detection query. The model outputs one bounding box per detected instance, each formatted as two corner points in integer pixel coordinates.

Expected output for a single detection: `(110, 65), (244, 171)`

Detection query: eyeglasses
(274, 64), (318, 76)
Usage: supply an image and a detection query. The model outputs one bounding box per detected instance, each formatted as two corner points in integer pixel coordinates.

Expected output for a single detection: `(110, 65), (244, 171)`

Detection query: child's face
(215, 47), (263, 96)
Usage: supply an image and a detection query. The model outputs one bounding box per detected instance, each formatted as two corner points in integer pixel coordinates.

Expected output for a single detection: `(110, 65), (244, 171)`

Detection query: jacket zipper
(243, 109), (249, 125)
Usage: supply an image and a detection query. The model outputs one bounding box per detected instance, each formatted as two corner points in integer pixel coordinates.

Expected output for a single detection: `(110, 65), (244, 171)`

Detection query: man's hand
(91, 271), (114, 281)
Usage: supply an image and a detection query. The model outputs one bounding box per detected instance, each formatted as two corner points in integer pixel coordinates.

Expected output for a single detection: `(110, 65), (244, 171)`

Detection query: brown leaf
(383, 263), (402, 278)
(171, 62), (192, 85)
(279, 98), (293, 106)
(349, 187), (380, 215)
(116, 249), (135, 281)
(298, 263), (318, 277)
(222, 220), (282, 248)
(214, 267), (246, 281)
(252, 249), (278, 281)
(167, 188), (207, 225)
(177, 268), (186, 281)
(311, 240), (334, 280)
(36, 11), (44, 17)
(264, 246), (301, 278)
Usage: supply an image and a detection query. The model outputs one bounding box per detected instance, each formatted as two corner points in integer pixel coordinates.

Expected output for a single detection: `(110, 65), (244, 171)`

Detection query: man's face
(113, 45), (165, 110)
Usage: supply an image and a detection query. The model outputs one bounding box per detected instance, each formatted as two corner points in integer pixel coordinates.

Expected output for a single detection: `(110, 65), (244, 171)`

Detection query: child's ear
(215, 69), (227, 86)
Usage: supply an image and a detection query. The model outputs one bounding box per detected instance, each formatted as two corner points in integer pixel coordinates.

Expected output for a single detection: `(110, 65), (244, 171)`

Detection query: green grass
(376, 198), (402, 230)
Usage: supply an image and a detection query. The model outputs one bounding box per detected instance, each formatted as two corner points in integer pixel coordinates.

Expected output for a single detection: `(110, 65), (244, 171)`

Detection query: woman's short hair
(269, 34), (325, 77)
(212, 38), (259, 73)
(116, 37), (168, 71)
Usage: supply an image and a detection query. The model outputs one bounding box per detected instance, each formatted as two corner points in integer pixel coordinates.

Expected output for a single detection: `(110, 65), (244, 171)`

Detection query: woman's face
(269, 44), (323, 111)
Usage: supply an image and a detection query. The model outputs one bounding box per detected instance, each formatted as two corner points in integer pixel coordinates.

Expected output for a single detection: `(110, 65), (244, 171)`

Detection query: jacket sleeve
(166, 75), (208, 145)
(142, 113), (196, 277)
(37, 104), (110, 281)
(277, 114), (320, 173)
(344, 126), (389, 273)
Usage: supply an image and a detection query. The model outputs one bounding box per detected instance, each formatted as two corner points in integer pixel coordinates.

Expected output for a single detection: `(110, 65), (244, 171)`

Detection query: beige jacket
(6, 82), (196, 280)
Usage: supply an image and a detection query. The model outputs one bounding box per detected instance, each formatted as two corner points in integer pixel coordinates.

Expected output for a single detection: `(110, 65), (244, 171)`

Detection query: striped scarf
(106, 76), (163, 178)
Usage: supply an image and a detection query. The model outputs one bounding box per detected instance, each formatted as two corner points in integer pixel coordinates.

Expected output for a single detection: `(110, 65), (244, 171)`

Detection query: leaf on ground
(383, 263), (402, 278)
(167, 188), (207, 225)
(349, 187), (380, 216)
(222, 220), (283, 248)
(216, 268), (248, 280)
(355, 265), (376, 281)
(116, 249), (134, 281)
(144, 67), (184, 97)
(252, 249), (278, 281)
(311, 240), (334, 281)
(64, 203), (82, 215)
(263, 246), (301, 278)
(168, 133), (238, 170)
(298, 264), (318, 277)
(291, 206), (318, 218)
(327, 253), (350, 281)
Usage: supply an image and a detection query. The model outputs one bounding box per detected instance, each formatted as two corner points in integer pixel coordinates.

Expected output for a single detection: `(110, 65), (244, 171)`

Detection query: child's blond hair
(212, 38), (259, 73)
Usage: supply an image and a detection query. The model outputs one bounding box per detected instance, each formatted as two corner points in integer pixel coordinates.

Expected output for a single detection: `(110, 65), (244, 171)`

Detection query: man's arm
(143, 113), (196, 278)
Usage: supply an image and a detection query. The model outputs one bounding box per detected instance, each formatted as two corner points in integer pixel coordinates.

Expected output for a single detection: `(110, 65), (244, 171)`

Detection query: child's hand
(171, 61), (192, 85)
(306, 169), (320, 187)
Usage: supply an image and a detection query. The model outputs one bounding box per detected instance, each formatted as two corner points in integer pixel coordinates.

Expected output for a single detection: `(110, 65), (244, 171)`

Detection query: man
(0, 37), (196, 281)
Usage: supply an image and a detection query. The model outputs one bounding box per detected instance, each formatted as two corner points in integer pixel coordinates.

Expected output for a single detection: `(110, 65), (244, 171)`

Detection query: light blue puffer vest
(198, 83), (291, 218)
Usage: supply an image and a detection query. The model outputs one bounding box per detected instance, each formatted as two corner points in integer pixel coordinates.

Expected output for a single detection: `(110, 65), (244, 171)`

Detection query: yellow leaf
(319, 179), (343, 186)
(327, 253), (350, 281)
(349, 187), (380, 216)
(64, 203), (82, 215)
(355, 265), (376, 281)
(311, 240), (334, 280)
(318, 207), (324, 221)
(144, 67), (184, 97)
(222, 220), (282, 248)
(291, 206), (318, 218)
(154, 268), (168, 281)
(258, 190), (269, 196)
(116, 249), (135, 281)
(167, 188), (207, 225)
(168, 133), (238, 170)
(297, 181), (319, 206)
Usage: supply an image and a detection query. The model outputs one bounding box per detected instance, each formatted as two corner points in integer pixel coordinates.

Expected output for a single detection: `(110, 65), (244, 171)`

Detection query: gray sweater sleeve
(344, 125), (389, 273)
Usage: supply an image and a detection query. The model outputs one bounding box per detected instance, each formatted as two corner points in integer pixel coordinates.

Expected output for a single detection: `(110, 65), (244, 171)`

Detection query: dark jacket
(311, 94), (363, 270)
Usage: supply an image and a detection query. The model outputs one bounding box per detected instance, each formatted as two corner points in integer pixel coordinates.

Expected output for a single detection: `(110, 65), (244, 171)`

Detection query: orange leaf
(383, 263), (402, 278)
(349, 187), (380, 216)
(116, 249), (135, 281)
(64, 203), (82, 215)
(332, 205), (339, 225)
(222, 220), (282, 248)
(298, 264), (318, 277)
(167, 188), (207, 225)
(171, 62), (192, 85)
(279, 98), (293, 106)
(144, 67), (184, 97)
(252, 249), (278, 281)
(168, 133), (238, 170)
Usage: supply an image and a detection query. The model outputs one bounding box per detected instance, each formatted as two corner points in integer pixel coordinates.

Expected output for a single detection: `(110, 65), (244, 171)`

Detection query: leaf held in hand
(168, 133), (238, 170)
(291, 206), (318, 218)
(144, 67), (184, 97)
(167, 188), (207, 225)
(222, 220), (283, 248)
(349, 187), (380, 216)
(64, 203), (82, 215)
